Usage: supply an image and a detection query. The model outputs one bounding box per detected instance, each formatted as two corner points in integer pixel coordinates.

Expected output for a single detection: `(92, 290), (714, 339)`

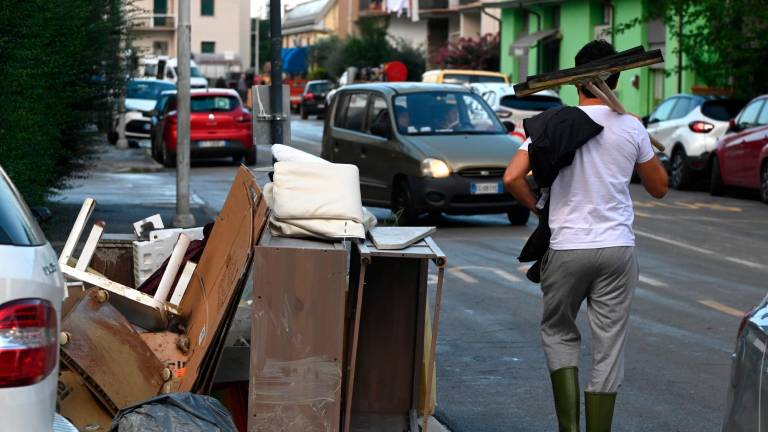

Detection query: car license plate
(471, 181), (501, 195)
(197, 140), (226, 148)
(317, 103), (325, 109)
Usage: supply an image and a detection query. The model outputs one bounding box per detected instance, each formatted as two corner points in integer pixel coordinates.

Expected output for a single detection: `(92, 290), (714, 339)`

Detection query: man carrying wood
(503, 40), (669, 431)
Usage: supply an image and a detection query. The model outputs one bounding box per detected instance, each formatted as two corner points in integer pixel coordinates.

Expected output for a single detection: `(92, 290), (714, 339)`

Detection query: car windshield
(393, 92), (505, 135)
(701, 99), (748, 121)
(174, 66), (204, 78)
(500, 94), (562, 111)
(444, 74), (506, 84)
(308, 82), (333, 93)
(127, 81), (175, 100)
(191, 95), (239, 112)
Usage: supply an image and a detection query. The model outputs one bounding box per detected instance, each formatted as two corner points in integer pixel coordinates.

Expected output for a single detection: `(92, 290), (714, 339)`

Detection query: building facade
(283, 0), (342, 48)
(131, 0), (251, 73)
(498, 0), (696, 115)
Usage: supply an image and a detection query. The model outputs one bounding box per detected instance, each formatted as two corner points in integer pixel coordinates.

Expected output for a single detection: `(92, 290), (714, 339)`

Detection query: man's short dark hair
(575, 40), (619, 98)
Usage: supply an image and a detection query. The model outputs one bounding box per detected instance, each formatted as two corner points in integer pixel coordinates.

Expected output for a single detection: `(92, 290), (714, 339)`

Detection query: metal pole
(269, 0), (284, 145)
(173, 0), (195, 228)
(254, 13), (260, 75)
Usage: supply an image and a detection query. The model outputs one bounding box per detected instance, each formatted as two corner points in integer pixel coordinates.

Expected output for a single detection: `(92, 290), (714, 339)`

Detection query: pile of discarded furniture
(57, 147), (447, 432)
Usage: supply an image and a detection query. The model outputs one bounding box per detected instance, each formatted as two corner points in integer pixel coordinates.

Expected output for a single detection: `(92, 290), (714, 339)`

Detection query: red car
(710, 94), (768, 202)
(151, 89), (254, 167)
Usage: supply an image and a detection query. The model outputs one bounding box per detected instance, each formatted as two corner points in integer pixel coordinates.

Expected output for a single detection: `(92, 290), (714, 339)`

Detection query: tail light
(236, 114), (252, 123)
(0, 299), (57, 388)
(304, 92), (315, 101)
(689, 121), (715, 133)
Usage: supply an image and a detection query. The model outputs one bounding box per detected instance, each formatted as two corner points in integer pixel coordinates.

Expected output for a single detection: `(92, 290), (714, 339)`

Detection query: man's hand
(503, 150), (540, 214)
(636, 155), (668, 199)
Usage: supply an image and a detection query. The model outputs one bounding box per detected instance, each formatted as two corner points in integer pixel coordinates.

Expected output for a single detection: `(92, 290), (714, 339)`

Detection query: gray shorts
(540, 246), (638, 392)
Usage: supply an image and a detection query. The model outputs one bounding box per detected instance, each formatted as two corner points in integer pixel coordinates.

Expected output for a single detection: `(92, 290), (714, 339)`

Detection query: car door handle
(333, 143), (340, 152)
(360, 147), (367, 158)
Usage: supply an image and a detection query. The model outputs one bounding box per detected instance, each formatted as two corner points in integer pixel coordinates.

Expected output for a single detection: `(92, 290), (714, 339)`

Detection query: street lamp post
(173, 0), (195, 228)
(269, 0), (284, 145)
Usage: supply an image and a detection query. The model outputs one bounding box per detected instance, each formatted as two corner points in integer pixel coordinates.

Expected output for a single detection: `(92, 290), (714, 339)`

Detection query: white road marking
(698, 299), (746, 318)
(634, 229), (766, 270)
(448, 267), (479, 284)
(639, 275), (667, 287)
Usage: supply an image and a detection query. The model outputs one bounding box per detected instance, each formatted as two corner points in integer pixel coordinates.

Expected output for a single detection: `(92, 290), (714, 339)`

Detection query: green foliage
(432, 33), (500, 71)
(613, 0), (768, 97)
(256, 19), (271, 73)
(307, 67), (331, 80)
(313, 18), (426, 81)
(0, 0), (131, 205)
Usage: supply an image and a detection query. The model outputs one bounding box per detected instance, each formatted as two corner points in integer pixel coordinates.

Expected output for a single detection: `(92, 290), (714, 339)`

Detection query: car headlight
(421, 158), (451, 178)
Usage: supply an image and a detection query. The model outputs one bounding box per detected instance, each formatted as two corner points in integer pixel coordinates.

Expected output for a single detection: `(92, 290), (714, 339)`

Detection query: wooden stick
(75, 221), (105, 271)
(422, 265), (446, 432)
(343, 261), (368, 432)
(154, 233), (191, 302)
(59, 198), (96, 265)
(169, 261), (197, 306)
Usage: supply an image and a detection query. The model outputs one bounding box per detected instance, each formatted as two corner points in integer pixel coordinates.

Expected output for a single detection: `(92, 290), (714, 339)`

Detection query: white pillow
(271, 144), (329, 164)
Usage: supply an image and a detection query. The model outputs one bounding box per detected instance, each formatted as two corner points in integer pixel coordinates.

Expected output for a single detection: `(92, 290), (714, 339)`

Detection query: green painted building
(498, 0), (696, 115)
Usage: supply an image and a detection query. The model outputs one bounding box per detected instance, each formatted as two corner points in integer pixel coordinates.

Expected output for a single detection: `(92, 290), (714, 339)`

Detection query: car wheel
(162, 145), (176, 168)
(392, 179), (418, 225)
(107, 131), (118, 145)
(300, 104), (308, 120)
(709, 156), (725, 196)
(244, 149), (257, 166)
(507, 207), (531, 226)
(760, 162), (768, 204)
(670, 147), (690, 190)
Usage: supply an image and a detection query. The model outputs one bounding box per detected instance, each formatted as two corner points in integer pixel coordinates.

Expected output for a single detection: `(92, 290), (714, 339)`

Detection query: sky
(251, 0), (312, 17)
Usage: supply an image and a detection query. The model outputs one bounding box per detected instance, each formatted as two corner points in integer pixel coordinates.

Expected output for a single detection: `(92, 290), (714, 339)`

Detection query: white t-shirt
(520, 105), (654, 250)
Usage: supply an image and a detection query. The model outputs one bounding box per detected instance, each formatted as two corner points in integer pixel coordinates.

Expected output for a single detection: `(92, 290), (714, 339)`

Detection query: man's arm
(503, 150), (539, 214)
(636, 155), (668, 199)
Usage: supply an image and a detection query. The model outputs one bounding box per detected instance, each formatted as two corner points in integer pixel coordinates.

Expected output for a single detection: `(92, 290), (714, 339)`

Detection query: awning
(281, 47), (308, 74)
(509, 28), (561, 57)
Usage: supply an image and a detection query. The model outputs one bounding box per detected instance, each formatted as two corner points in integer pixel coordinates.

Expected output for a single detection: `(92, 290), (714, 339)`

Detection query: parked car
(422, 69), (509, 85)
(721, 292), (768, 431)
(645, 94), (746, 189)
(0, 166), (65, 431)
(151, 88), (255, 167)
(109, 79), (176, 147)
(300, 80), (334, 119)
(321, 83), (531, 225)
(471, 83), (562, 142)
(709, 95), (768, 202)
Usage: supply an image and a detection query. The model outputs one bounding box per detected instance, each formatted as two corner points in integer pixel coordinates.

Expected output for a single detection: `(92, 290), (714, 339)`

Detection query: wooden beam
(59, 198), (96, 265)
(75, 221), (106, 271)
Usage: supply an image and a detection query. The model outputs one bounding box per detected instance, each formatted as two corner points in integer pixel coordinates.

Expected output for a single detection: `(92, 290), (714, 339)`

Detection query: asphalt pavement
(56, 117), (768, 431)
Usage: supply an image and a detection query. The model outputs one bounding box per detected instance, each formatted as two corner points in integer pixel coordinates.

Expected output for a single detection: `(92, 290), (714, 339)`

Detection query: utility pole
(173, 0), (195, 228)
(269, 0), (284, 145)
(254, 9), (260, 76)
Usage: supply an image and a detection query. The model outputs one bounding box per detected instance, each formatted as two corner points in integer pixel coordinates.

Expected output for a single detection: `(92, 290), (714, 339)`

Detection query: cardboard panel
(60, 289), (165, 413)
(58, 369), (114, 432)
(176, 167), (266, 392)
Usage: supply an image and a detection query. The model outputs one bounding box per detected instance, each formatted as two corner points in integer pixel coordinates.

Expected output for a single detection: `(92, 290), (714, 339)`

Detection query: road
(59, 117), (768, 431)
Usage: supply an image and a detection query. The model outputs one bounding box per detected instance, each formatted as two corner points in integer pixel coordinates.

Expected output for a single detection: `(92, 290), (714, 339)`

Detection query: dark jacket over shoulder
(518, 106), (604, 282)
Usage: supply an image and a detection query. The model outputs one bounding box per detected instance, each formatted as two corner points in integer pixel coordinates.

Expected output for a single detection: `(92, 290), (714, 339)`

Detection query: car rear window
(191, 96), (239, 112)
(701, 99), (748, 121)
(0, 169), (46, 246)
(308, 82), (332, 93)
(500, 95), (562, 111)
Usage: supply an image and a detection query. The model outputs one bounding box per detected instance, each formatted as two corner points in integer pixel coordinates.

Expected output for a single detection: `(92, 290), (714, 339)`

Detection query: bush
(432, 33), (500, 71)
(0, 0), (130, 205)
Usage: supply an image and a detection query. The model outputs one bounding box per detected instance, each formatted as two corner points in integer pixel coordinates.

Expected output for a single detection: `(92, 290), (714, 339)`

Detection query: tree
(614, 0), (768, 97)
(432, 33), (500, 71)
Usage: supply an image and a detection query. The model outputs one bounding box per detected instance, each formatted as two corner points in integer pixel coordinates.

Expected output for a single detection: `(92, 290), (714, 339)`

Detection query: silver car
(0, 166), (65, 431)
(722, 293), (768, 431)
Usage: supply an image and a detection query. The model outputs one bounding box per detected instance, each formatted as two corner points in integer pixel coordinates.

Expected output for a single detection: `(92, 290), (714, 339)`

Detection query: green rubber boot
(550, 367), (580, 432)
(584, 391), (617, 432)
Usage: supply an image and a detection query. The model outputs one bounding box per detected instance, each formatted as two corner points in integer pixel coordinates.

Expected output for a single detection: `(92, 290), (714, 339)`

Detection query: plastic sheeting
(281, 47), (308, 74)
(110, 393), (237, 432)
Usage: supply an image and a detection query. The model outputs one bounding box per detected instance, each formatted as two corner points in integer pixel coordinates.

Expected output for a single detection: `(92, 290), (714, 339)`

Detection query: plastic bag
(110, 393), (237, 432)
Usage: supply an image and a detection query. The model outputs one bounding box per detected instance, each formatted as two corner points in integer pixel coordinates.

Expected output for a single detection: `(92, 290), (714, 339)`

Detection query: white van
(140, 56), (208, 89)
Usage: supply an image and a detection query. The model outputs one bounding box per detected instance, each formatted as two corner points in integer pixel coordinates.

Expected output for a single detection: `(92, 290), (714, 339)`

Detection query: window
(165, 66), (174, 79)
(152, 40), (168, 55)
(153, 0), (167, 26)
(367, 95), (389, 137)
(334, 94), (351, 127)
(0, 171), (45, 246)
(737, 100), (764, 128)
(756, 101), (768, 125)
(393, 92), (504, 135)
(201, 41), (216, 54)
(669, 98), (695, 120)
(201, 0), (214, 16)
(500, 95), (562, 111)
(191, 96), (240, 112)
(649, 98), (677, 122)
(343, 93), (369, 131)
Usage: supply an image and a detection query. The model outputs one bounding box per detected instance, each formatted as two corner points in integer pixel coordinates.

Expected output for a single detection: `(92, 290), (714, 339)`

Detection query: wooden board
(60, 289), (165, 413)
(248, 235), (348, 432)
(368, 227), (436, 250)
(57, 369), (114, 431)
(175, 166), (266, 392)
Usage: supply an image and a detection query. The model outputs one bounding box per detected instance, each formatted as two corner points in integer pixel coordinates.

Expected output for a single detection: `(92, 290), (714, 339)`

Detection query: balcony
(420, 0), (449, 10)
(131, 14), (176, 31)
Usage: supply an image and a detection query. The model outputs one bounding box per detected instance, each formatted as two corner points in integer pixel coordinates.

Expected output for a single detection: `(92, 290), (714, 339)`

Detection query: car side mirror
(31, 207), (52, 223)
(144, 109), (158, 118)
(502, 121), (515, 133)
(729, 118), (740, 132)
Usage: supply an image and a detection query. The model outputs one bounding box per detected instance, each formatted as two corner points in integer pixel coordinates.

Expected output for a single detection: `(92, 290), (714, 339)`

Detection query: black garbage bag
(110, 392), (237, 432)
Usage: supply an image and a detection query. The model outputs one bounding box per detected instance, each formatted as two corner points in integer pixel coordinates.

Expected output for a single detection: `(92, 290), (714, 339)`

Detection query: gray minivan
(321, 82), (530, 225)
